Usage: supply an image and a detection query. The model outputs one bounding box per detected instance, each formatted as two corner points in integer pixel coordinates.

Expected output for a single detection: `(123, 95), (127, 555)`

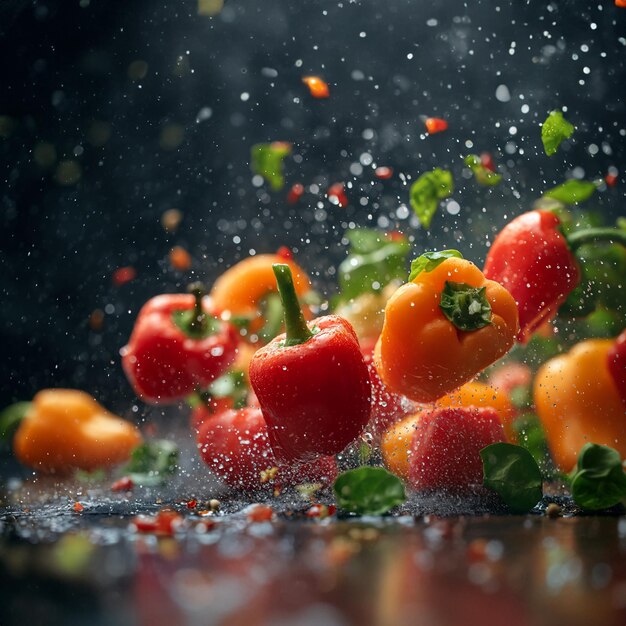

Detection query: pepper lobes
(122, 285), (239, 404)
(607, 328), (626, 405)
(250, 264), (371, 462)
(375, 252), (518, 403)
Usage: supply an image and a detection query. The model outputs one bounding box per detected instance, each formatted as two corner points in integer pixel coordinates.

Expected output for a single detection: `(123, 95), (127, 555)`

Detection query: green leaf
(333, 466), (406, 515)
(541, 110), (575, 156)
(570, 443), (626, 510)
(408, 249), (463, 281)
(250, 142), (292, 191)
(338, 230), (410, 301)
(207, 369), (248, 409)
(124, 439), (179, 487)
(0, 401), (31, 446)
(464, 155), (502, 186)
(544, 179), (597, 205)
(481, 443), (543, 513)
(409, 168), (453, 229)
(439, 281), (492, 331)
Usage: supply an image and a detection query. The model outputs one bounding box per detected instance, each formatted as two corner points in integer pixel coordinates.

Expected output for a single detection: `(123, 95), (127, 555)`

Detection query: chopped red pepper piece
(287, 183), (305, 204)
(250, 264), (371, 461)
(112, 266), (137, 287)
(73, 502), (84, 513)
(616, 0), (626, 7)
(302, 76), (330, 98)
(246, 503), (274, 522)
(122, 283), (239, 403)
(169, 246), (192, 271)
(111, 476), (134, 492)
(480, 152), (496, 173)
(606, 172), (618, 187)
(132, 508), (183, 535)
(424, 117), (448, 134)
(276, 245), (293, 261)
(375, 166), (393, 180)
(327, 182), (348, 207)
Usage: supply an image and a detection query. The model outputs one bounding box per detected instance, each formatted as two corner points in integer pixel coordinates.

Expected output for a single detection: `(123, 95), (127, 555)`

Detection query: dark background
(1, 0), (625, 415)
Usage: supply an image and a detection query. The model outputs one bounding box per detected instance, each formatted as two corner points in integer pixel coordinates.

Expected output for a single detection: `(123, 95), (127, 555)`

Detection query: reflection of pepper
(484, 210), (626, 342)
(534, 338), (626, 471)
(250, 264), (371, 461)
(210, 252), (311, 344)
(607, 329), (626, 405)
(14, 389), (142, 473)
(122, 284), (238, 404)
(375, 253), (518, 403)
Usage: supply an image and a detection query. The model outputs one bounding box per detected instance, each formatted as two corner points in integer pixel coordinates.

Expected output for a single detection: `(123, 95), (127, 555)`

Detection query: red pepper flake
(111, 476), (134, 492)
(169, 246), (192, 271)
(305, 504), (336, 520)
(132, 508), (184, 535)
(327, 182), (348, 207)
(112, 266), (137, 287)
(88, 308), (105, 332)
(276, 246), (293, 261)
(606, 172), (618, 187)
(287, 183), (305, 204)
(386, 230), (405, 242)
(302, 76), (330, 99)
(246, 503), (274, 523)
(73, 502), (84, 513)
(374, 166), (393, 180)
(424, 117), (448, 134)
(186, 499), (197, 510)
(480, 152), (496, 173)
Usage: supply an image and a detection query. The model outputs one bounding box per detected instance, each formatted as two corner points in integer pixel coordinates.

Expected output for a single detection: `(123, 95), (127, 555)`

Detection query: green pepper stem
(272, 264), (313, 347)
(187, 282), (207, 335)
(566, 227), (626, 250)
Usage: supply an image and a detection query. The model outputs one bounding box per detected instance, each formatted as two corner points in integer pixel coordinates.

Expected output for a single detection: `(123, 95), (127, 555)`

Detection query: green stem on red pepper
(187, 282), (207, 336)
(273, 264), (313, 347)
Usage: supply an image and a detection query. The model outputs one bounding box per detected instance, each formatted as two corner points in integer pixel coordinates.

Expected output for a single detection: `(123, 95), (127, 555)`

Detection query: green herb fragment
(570, 443), (626, 510)
(333, 466), (405, 515)
(123, 439), (179, 487)
(0, 401), (31, 446)
(171, 309), (220, 339)
(439, 281), (491, 332)
(409, 168), (453, 229)
(464, 155), (502, 186)
(541, 110), (575, 156)
(338, 229), (410, 301)
(250, 142), (292, 191)
(481, 442), (543, 513)
(207, 369), (248, 409)
(544, 179), (597, 205)
(408, 249), (463, 281)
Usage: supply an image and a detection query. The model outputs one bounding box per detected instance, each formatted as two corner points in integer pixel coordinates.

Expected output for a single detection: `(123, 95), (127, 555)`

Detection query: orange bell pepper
(534, 338), (626, 471)
(210, 252), (311, 344)
(14, 389), (142, 473)
(381, 411), (424, 479)
(374, 251), (519, 403)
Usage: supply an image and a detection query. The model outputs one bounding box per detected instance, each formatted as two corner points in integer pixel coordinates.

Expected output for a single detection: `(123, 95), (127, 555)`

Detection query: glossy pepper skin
(210, 252), (312, 344)
(484, 210), (579, 343)
(14, 389), (142, 473)
(250, 265), (371, 462)
(534, 339), (626, 471)
(374, 255), (519, 403)
(607, 329), (626, 405)
(122, 287), (239, 404)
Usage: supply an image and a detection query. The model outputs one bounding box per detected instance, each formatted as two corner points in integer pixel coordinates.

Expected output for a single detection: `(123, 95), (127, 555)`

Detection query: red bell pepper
(122, 284), (239, 403)
(197, 405), (337, 491)
(484, 209), (626, 342)
(249, 264), (371, 461)
(608, 329), (626, 405)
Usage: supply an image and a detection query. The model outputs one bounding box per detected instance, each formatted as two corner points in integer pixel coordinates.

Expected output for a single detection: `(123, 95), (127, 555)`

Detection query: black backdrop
(1, 0), (625, 413)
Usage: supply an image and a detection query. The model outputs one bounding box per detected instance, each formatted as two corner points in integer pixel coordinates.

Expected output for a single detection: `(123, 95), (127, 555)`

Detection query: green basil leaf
(541, 110), (575, 156)
(250, 142), (292, 191)
(338, 231), (410, 301)
(409, 168), (453, 229)
(481, 443), (543, 513)
(408, 249), (463, 281)
(124, 439), (179, 487)
(439, 281), (492, 331)
(464, 155), (502, 186)
(333, 466), (406, 515)
(0, 401), (31, 446)
(544, 179), (597, 205)
(569, 444), (626, 510)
